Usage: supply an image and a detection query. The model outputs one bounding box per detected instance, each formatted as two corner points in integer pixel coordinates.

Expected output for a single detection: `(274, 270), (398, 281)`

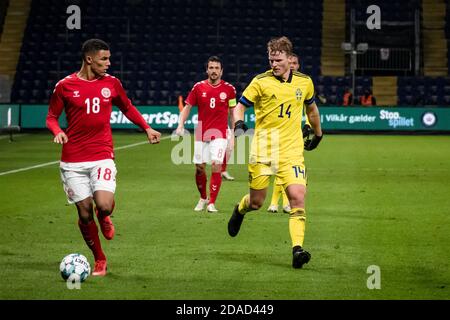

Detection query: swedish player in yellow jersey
(268, 52), (312, 214)
(228, 36), (323, 268)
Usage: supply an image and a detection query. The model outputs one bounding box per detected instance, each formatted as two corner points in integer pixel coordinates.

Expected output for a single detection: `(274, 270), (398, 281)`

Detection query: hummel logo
(202, 92), (207, 97)
(271, 94), (277, 100)
(73, 91), (80, 97)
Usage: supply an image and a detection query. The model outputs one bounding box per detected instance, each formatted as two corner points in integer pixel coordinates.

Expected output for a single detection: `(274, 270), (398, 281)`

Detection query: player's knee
(195, 164), (206, 175)
(76, 206), (93, 224)
(249, 203), (262, 210)
(211, 162), (222, 172)
(249, 198), (264, 210)
(286, 186), (306, 208)
(96, 202), (113, 215)
(76, 200), (93, 221)
(289, 199), (305, 209)
(289, 193), (305, 207)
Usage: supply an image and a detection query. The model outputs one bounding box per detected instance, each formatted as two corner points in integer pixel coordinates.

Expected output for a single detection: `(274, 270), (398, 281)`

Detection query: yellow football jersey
(240, 70), (315, 164)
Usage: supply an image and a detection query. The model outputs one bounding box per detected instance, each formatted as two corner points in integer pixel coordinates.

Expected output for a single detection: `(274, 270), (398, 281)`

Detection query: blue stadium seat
(444, 95), (450, 105)
(13, 0), (326, 105)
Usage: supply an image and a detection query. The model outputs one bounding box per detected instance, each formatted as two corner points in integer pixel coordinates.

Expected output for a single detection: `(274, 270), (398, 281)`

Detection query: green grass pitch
(0, 132), (449, 299)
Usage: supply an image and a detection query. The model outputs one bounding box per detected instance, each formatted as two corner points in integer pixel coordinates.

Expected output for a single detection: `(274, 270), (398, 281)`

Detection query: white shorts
(59, 159), (117, 204)
(193, 138), (227, 164)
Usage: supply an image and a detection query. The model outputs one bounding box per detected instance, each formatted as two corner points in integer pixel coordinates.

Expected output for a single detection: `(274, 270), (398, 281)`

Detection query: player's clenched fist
(146, 128), (161, 144)
(175, 125), (185, 136)
(234, 120), (248, 137)
(304, 134), (323, 151)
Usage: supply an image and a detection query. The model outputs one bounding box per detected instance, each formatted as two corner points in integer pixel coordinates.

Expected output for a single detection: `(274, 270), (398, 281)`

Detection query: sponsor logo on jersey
(101, 88), (111, 98)
(73, 91), (80, 97)
(220, 92), (227, 100)
(202, 92), (207, 97)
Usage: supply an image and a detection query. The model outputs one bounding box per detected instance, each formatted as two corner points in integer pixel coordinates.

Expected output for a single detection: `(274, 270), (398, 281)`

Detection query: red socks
(78, 219), (106, 261)
(196, 171), (222, 204)
(195, 172), (207, 200)
(209, 172), (222, 204)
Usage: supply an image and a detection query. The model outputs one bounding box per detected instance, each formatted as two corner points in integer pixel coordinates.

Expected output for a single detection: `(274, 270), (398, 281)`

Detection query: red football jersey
(46, 73), (149, 162)
(185, 79), (236, 141)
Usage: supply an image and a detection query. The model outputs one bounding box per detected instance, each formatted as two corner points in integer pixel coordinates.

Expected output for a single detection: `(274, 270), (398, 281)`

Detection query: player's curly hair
(267, 36), (293, 56)
(81, 39), (110, 60)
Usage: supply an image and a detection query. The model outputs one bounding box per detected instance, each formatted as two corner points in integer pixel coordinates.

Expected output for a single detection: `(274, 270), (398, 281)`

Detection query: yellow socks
(289, 208), (306, 247)
(270, 184), (282, 206)
(238, 194), (251, 214)
(271, 185), (289, 208)
(281, 189), (289, 208)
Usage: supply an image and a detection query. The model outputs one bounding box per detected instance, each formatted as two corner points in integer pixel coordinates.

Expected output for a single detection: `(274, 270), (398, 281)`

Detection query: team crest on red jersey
(220, 92), (227, 100)
(101, 88), (111, 98)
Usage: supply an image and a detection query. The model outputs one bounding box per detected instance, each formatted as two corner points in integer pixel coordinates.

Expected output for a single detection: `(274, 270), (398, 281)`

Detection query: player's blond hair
(267, 36), (293, 56)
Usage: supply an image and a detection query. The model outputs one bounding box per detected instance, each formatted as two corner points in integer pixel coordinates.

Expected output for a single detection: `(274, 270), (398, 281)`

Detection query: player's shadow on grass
(215, 251), (295, 269)
(92, 271), (153, 283)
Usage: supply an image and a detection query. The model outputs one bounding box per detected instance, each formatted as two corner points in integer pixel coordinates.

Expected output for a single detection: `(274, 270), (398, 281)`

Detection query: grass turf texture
(0, 132), (449, 299)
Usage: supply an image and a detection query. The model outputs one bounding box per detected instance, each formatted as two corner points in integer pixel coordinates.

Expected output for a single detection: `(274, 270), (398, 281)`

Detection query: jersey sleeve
(239, 78), (260, 108)
(304, 78), (316, 105)
(112, 78), (150, 130)
(185, 84), (197, 106)
(228, 85), (237, 108)
(46, 82), (65, 136)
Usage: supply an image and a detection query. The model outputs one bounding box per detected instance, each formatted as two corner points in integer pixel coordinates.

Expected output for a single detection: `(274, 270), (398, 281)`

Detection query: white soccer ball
(59, 253), (91, 282)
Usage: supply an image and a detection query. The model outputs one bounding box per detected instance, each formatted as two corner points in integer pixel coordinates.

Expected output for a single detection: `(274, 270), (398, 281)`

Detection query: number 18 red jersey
(46, 73), (149, 162)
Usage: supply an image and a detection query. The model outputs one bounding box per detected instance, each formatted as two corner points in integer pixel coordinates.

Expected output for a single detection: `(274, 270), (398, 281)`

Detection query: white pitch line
(0, 135), (172, 177)
(0, 160), (60, 176)
(0, 133), (28, 140)
(115, 134), (172, 151)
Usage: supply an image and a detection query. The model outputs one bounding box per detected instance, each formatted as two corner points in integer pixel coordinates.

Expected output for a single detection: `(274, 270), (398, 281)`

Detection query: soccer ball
(59, 253), (91, 282)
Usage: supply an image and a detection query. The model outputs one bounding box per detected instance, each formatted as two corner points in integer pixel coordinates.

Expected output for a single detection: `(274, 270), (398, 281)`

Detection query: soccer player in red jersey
(46, 39), (161, 276)
(176, 56), (237, 213)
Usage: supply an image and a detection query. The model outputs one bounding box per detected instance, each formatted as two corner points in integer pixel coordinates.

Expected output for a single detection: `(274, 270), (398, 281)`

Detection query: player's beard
(209, 74), (220, 84)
